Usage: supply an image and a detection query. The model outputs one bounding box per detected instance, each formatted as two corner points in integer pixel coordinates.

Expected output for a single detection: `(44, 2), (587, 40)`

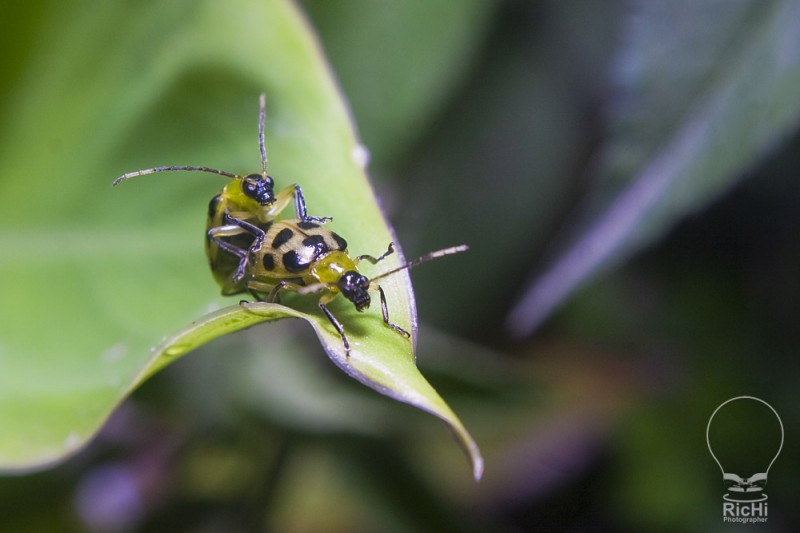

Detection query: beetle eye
(243, 176), (260, 196)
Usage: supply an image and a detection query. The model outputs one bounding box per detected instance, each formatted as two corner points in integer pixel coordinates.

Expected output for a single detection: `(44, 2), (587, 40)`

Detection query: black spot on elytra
(282, 250), (307, 273)
(208, 194), (222, 219)
(332, 232), (347, 251)
(262, 253), (275, 271)
(297, 221), (320, 230)
(272, 228), (294, 248)
(302, 235), (330, 254)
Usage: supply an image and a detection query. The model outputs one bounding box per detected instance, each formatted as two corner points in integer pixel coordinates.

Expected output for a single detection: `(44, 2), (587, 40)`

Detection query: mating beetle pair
(114, 94), (466, 356)
(114, 94), (331, 296)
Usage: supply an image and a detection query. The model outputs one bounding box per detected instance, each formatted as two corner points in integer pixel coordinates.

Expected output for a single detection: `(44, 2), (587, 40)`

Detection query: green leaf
(0, 0), (481, 479)
(507, 0), (800, 335)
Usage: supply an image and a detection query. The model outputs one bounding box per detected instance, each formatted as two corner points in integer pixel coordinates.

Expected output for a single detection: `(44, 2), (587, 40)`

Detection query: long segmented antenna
(112, 166), (241, 186)
(370, 244), (469, 283)
(113, 95), (270, 187)
(297, 245), (468, 296)
(258, 93), (268, 177)
(298, 244), (468, 296)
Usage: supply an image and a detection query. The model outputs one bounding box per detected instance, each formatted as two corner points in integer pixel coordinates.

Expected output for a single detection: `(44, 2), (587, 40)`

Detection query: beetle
(217, 213), (468, 356)
(112, 93), (330, 295)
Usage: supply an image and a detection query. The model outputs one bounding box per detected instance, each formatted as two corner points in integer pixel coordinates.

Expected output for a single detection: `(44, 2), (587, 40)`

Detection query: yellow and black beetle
(219, 213), (467, 356)
(113, 94), (330, 295)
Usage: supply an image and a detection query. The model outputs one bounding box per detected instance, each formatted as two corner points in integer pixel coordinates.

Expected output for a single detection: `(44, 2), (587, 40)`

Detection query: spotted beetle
(113, 94), (331, 295)
(218, 214), (468, 356)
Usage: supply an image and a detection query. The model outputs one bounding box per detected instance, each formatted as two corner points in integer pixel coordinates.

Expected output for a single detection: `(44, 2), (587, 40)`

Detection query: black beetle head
(337, 271), (371, 311)
(241, 174), (276, 206)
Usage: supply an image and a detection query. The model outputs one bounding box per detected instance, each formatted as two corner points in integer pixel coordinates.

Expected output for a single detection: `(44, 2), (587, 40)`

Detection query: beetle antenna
(112, 166), (242, 186)
(297, 245), (468, 295)
(258, 93), (268, 177)
(369, 244), (469, 283)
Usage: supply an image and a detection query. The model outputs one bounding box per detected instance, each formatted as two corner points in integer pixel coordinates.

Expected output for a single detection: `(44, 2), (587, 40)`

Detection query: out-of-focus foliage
(0, 0), (481, 482)
(2, 0), (800, 531)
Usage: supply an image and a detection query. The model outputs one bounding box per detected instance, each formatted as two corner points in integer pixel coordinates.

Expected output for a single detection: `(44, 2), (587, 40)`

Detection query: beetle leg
(355, 242), (394, 266)
(372, 283), (410, 338)
(266, 280), (305, 303)
(245, 280), (274, 301)
(292, 184), (333, 224)
(268, 184), (332, 224)
(207, 224), (250, 282)
(213, 213), (270, 283)
(246, 280), (305, 304)
(221, 212), (266, 243)
(266, 281), (287, 303)
(319, 292), (350, 357)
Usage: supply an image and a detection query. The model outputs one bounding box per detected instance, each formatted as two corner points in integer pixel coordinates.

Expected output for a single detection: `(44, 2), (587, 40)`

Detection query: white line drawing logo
(706, 396), (783, 523)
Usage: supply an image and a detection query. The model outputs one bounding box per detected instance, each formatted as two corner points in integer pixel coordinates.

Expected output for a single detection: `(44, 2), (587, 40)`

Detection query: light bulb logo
(706, 396), (783, 522)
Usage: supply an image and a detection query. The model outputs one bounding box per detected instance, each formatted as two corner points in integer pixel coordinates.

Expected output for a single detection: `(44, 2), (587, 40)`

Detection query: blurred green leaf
(392, 5), (594, 334)
(0, 0), (480, 479)
(303, 0), (497, 170)
(508, 0), (800, 335)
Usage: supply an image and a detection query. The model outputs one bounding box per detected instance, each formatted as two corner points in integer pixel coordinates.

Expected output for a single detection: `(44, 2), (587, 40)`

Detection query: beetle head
(241, 174), (276, 206)
(338, 271), (371, 311)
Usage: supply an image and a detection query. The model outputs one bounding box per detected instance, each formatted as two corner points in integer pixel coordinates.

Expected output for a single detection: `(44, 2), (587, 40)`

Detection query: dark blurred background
(2, 0), (799, 531)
